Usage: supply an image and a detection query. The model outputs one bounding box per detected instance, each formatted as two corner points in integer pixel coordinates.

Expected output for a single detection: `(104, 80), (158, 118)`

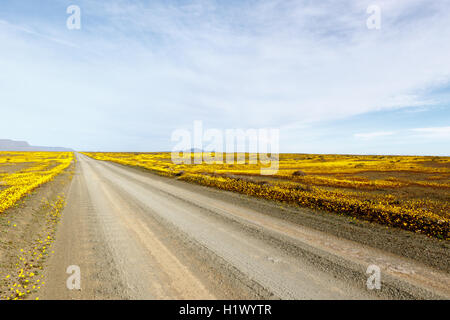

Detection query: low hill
(0, 139), (74, 152)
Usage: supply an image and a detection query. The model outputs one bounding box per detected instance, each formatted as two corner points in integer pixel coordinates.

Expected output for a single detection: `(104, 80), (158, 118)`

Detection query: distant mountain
(0, 139), (74, 152)
(172, 148), (207, 153)
(187, 148), (206, 152)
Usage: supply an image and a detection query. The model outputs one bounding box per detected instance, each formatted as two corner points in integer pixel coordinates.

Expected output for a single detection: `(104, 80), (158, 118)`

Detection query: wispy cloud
(0, 0), (449, 152)
(0, 19), (78, 48)
(355, 127), (450, 140)
(411, 126), (450, 139)
(354, 131), (395, 140)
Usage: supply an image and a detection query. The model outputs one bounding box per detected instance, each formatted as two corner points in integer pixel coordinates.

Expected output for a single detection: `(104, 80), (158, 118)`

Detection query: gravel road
(40, 154), (450, 299)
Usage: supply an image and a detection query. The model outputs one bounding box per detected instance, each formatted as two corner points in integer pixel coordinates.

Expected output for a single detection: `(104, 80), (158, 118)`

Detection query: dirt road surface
(39, 154), (450, 299)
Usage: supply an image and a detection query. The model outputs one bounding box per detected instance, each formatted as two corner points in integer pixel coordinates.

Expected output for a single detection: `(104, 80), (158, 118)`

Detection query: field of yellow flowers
(0, 152), (73, 215)
(83, 152), (449, 239)
(1, 195), (66, 300)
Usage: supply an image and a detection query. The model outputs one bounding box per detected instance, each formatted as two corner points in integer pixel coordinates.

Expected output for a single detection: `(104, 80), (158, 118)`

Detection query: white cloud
(411, 126), (450, 139)
(0, 0), (449, 151)
(355, 127), (450, 141)
(354, 131), (395, 140)
(0, 19), (78, 48)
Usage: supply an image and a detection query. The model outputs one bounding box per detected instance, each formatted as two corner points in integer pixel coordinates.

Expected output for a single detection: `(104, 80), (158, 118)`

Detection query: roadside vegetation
(83, 152), (449, 240)
(0, 152), (73, 300)
(0, 195), (66, 300)
(0, 152), (73, 215)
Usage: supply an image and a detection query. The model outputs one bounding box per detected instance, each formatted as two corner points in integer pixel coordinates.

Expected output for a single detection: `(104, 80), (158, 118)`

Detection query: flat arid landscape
(0, 151), (449, 300)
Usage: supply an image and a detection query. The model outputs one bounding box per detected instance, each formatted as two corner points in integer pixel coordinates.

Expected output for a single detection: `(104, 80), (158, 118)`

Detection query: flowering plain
(83, 152), (449, 239)
(0, 152), (73, 215)
(0, 152), (73, 300)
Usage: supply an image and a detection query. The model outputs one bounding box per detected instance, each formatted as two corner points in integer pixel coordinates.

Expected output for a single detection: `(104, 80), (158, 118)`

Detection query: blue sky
(0, 0), (449, 155)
